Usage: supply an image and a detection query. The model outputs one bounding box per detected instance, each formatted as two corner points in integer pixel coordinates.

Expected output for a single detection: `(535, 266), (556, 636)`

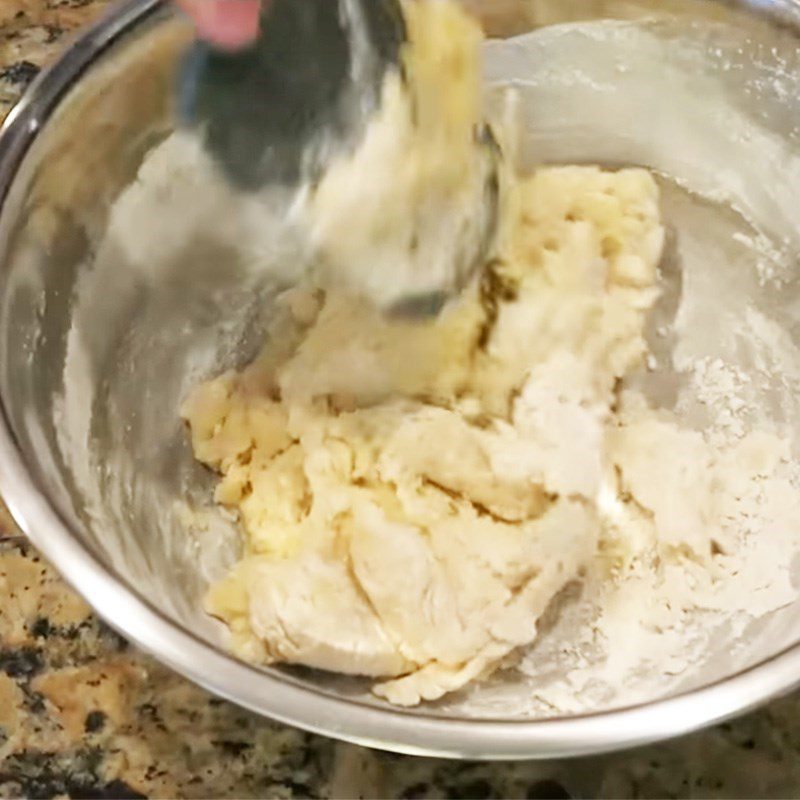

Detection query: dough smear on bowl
(182, 0), (800, 707)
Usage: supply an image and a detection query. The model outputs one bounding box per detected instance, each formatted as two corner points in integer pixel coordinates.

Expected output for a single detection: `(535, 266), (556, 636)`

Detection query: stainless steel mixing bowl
(3, 0), (800, 759)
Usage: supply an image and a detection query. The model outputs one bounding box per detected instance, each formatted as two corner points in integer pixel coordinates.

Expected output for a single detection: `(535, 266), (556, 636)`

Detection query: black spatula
(179, 0), (406, 189)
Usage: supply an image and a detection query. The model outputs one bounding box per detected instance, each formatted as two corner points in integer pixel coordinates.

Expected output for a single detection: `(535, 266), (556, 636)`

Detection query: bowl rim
(2, 0), (800, 760)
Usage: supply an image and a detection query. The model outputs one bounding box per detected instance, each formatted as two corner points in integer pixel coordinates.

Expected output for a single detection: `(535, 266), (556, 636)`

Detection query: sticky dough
(184, 139), (668, 703)
(179, 0), (678, 706)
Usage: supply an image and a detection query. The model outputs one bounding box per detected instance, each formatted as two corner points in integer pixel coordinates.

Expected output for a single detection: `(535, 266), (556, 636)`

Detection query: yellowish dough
(182, 1), (666, 705)
(183, 169), (665, 704)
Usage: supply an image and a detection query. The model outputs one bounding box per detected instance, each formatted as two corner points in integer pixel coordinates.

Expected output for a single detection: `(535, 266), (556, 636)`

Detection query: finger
(177, 0), (262, 51)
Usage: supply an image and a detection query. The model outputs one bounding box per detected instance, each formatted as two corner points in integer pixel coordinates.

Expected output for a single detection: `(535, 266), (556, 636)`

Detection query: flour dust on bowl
(2, 0), (800, 759)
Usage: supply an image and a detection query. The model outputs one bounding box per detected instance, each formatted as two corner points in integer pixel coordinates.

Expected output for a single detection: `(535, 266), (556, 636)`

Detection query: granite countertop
(3, 2), (800, 798)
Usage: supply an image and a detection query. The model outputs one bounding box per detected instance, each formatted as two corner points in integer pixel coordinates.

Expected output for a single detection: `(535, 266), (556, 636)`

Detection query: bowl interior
(3, 0), (800, 723)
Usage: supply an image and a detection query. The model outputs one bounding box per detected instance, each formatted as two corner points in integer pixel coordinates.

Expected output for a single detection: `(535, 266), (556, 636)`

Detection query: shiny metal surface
(2, 0), (800, 759)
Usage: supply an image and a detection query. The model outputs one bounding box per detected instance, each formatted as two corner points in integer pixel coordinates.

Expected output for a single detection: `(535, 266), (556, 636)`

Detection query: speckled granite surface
(3, 2), (800, 798)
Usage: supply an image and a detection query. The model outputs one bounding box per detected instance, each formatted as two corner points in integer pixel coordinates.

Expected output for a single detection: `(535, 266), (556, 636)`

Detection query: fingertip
(187, 0), (262, 51)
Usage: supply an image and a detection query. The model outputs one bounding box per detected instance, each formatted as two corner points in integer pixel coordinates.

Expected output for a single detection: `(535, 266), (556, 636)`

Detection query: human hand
(176, 0), (263, 50)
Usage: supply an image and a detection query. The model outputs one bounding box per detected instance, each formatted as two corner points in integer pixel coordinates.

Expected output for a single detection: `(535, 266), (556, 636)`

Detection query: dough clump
(183, 0), (666, 704)
(184, 161), (664, 704)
